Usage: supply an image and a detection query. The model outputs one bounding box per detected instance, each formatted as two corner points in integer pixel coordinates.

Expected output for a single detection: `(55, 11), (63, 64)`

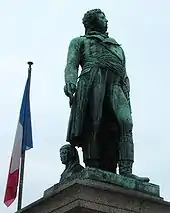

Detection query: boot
(119, 160), (150, 182)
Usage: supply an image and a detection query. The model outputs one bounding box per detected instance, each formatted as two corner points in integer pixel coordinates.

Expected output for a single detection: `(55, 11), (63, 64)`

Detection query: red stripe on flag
(4, 169), (19, 207)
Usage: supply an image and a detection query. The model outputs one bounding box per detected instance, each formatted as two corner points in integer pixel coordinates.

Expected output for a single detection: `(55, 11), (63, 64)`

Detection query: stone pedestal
(17, 168), (170, 213)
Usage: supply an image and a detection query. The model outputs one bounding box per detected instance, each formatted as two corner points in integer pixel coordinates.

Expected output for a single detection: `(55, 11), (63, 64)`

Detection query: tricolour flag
(4, 72), (33, 207)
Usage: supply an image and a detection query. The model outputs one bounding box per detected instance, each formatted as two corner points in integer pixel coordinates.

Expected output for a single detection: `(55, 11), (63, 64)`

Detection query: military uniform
(64, 31), (134, 174)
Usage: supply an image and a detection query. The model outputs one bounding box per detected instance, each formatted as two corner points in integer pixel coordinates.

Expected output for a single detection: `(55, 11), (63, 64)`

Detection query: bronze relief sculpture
(63, 9), (149, 182)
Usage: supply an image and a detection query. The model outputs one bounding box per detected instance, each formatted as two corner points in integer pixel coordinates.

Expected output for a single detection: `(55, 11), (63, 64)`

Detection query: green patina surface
(44, 168), (160, 198)
(63, 9), (149, 182)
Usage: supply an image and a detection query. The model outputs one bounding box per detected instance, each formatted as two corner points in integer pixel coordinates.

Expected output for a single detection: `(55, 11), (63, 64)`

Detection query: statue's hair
(60, 144), (80, 164)
(82, 9), (105, 33)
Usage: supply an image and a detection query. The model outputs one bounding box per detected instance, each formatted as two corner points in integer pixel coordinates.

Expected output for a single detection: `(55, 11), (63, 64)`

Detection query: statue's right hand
(64, 83), (76, 97)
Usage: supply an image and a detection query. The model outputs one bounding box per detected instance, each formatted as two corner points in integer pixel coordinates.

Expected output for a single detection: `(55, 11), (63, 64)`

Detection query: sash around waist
(79, 62), (125, 78)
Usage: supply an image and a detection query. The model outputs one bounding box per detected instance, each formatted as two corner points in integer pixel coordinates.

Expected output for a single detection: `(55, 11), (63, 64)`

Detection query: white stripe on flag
(10, 122), (23, 173)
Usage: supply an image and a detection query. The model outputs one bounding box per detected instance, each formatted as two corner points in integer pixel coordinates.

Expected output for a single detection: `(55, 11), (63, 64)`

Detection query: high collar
(86, 31), (109, 38)
(85, 31), (120, 46)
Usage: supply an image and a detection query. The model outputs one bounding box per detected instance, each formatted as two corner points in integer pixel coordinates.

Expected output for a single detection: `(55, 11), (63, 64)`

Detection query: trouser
(81, 69), (134, 173)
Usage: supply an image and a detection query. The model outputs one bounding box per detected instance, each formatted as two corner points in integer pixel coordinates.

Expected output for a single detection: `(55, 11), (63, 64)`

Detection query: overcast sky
(0, 0), (170, 212)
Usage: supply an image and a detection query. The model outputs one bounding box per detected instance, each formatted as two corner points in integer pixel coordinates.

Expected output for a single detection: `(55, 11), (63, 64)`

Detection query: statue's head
(60, 144), (79, 165)
(82, 9), (108, 34)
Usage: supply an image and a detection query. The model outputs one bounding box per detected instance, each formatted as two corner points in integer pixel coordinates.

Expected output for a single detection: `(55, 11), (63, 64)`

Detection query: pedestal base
(17, 168), (170, 213)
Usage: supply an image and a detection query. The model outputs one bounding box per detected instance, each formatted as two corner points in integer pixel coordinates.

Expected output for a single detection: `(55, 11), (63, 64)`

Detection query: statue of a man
(60, 144), (84, 182)
(64, 9), (149, 182)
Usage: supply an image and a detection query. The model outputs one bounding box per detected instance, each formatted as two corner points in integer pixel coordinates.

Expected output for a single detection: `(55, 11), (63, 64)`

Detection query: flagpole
(17, 151), (25, 211)
(17, 61), (33, 211)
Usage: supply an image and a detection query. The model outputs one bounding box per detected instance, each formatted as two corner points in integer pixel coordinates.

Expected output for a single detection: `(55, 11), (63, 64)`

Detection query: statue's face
(96, 13), (108, 32)
(60, 148), (69, 165)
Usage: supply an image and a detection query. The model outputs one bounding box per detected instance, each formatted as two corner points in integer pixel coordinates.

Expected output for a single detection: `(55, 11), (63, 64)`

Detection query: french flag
(4, 71), (33, 207)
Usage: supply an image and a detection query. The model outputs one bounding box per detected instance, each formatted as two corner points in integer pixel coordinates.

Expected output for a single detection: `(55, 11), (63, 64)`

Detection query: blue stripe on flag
(19, 73), (33, 152)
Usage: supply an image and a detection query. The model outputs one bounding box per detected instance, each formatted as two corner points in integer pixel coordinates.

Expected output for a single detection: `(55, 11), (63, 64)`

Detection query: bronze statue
(60, 144), (84, 182)
(64, 9), (149, 182)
